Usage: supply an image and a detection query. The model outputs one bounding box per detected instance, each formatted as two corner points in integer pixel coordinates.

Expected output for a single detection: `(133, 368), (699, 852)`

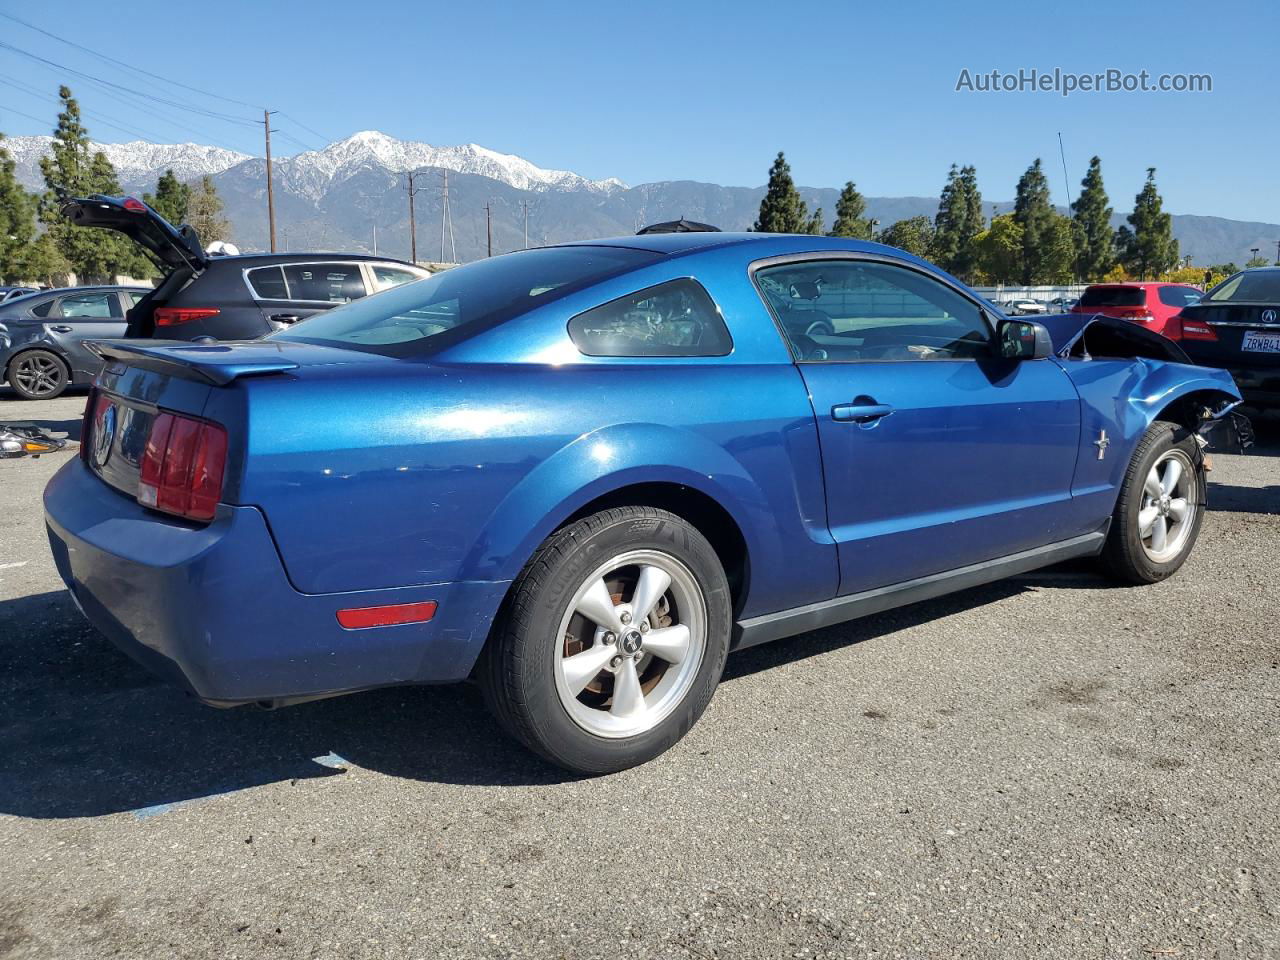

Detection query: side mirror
(999, 319), (1054, 360)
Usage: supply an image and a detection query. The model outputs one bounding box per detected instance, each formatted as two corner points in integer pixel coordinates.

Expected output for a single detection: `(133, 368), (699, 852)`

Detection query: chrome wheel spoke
(1168, 497), (1189, 522)
(630, 564), (670, 623)
(1160, 458), (1182, 494)
(610, 657), (646, 719)
(1149, 515), (1169, 553)
(575, 577), (624, 634)
(642, 624), (690, 665)
(1138, 506), (1160, 536)
(562, 644), (616, 696)
(1144, 467), (1163, 499)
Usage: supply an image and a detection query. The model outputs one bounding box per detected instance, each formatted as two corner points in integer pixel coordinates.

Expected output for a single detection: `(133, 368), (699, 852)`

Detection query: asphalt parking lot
(1, 387), (1277, 960)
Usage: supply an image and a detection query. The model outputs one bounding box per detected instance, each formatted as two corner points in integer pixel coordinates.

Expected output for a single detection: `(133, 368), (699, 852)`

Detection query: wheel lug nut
(610, 656), (623, 669)
(603, 633), (616, 645)
(639, 621), (649, 633)
(620, 612), (632, 625)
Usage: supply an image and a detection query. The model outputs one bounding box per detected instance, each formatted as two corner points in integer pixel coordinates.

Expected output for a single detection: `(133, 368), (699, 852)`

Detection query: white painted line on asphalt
(0, 561), (28, 570)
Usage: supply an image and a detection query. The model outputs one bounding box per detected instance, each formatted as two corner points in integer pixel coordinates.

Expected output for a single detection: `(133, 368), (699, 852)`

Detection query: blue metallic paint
(43, 234), (1242, 706)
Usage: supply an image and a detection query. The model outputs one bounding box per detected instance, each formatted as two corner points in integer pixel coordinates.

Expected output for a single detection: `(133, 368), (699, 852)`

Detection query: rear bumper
(43, 459), (508, 704)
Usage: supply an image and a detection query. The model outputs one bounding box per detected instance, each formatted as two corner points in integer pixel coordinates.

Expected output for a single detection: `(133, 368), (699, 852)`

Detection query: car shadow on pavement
(0, 579), (1055, 819)
(1207, 481), (1280, 515)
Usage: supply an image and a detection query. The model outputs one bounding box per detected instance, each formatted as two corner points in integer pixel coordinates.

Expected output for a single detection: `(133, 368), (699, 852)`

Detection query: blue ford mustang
(44, 231), (1243, 772)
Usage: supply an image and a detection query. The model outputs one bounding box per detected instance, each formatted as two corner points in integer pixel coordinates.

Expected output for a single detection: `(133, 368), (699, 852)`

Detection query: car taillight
(1113, 306), (1154, 321)
(138, 411), (228, 521)
(154, 307), (220, 326)
(80, 389), (110, 462)
(1180, 319), (1218, 341)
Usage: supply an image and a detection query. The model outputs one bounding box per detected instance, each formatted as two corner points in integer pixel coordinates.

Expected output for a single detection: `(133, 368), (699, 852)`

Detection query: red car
(1072, 283), (1204, 340)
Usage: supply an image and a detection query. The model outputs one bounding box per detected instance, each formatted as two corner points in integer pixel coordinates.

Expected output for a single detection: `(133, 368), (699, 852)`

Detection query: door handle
(831, 398), (894, 424)
(270, 314), (301, 324)
(50, 325), (73, 333)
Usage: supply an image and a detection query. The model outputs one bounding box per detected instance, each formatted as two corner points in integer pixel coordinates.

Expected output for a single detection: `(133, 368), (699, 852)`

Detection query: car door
(755, 256), (1082, 596)
(44, 291), (128, 381)
(248, 261), (372, 330)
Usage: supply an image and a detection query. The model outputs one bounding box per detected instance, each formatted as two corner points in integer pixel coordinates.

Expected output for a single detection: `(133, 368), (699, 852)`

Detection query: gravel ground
(1, 388), (1277, 960)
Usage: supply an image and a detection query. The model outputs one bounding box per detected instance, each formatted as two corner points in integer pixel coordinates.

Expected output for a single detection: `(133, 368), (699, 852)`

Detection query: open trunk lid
(60, 194), (208, 272)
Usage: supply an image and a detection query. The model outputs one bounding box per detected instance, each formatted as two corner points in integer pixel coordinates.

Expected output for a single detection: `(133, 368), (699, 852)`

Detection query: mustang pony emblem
(1094, 429), (1110, 460)
(92, 404), (116, 467)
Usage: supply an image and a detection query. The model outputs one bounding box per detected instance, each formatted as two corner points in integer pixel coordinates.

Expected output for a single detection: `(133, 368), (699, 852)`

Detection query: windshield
(1206, 271), (1280, 303)
(271, 246), (662, 357)
(1080, 286), (1145, 308)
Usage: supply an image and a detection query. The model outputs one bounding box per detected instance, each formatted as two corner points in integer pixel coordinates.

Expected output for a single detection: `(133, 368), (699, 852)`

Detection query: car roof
(564, 231), (911, 260)
(207, 252), (419, 266)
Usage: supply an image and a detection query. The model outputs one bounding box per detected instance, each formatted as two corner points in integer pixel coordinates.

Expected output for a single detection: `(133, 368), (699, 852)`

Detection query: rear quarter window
(567, 279), (733, 357)
(1157, 286), (1202, 307)
(247, 265), (289, 300)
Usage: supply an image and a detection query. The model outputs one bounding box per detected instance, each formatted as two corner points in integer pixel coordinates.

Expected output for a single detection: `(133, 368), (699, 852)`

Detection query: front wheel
(1100, 420), (1205, 584)
(479, 506), (732, 773)
(8, 349), (70, 400)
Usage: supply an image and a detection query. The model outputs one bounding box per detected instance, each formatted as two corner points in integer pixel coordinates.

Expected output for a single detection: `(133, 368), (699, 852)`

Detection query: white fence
(972, 284), (1089, 303)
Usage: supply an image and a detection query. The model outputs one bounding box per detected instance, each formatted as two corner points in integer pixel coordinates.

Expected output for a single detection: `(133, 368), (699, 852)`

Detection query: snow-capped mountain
(2, 135), (250, 191)
(275, 131), (626, 200)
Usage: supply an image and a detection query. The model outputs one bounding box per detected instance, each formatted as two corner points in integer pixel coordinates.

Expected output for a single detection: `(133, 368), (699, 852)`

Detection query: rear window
(1207, 271), (1280, 303)
(1157, 286), (1202, 308)
(271, 246), (663, 357)
(1080, 286), (1146, 308)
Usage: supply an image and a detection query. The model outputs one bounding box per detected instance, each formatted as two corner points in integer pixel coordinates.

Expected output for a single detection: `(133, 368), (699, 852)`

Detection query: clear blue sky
(2, 0), (1277, 222)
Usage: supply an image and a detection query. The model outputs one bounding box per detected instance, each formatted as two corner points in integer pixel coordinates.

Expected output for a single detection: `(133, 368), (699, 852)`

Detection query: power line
(277, 112), (333, 148)
(0, 73), (166, 143)
(0, 11), (262, 111)
(0, 101), (53, 127)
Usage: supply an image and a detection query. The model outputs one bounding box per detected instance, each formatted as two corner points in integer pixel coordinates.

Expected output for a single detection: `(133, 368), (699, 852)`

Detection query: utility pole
(372, 223), (377, 256)
(1275, 239), (1279, 263)
(439, 171), (456, 263)
(403, 170), (425, 264)
(262, 109), (278, 253)
(485, 203), (493, 257)
(520, 199), (530, 249)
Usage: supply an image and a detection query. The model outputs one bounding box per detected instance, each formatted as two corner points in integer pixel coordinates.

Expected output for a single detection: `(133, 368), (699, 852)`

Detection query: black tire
(7, 349), (71, 400)
(478, 506), (732, 774)
(1099, 419), (1205, 585)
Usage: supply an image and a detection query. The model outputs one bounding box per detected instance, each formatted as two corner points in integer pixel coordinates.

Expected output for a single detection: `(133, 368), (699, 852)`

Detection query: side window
(31, 299), (56, 317)
(567, 278), (733, 358)
(1158, 286), (1202, 308)
(123, 291), (147, 309)
(372, 265), (423, 291)
(755, 259), (992, 361)
(247, 265), (289, 300)
(57, 293), (122, 319)
(281, 263), (368, 303)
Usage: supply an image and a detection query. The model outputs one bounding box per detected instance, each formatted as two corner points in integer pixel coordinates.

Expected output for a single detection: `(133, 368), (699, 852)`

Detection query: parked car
(1177, 266), (1280, 408)
(59, 195), (430, 342)
(1003, 298), (1045, 316)
(0, 285), (39, 303)
(0, 285), (151, 399)
(1072, 282), (1202, 339)
(1044, 296), (1078, 312)
(45, 233), (1243, 773)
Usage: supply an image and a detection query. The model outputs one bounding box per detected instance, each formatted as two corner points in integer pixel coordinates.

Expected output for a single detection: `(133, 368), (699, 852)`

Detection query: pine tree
(144, 168), (191, 225)
(827, 181), (869, 239)
(1071, 156), (1113, 281)
(1013, 159), (1057, 284)
(187, 175), (230, 246)
(753, 152), (816, 234)
(38, 85), (149, 282)
(1115, 168), (1178, 280)
(0, 133), (36, 283)
(932, 165), (984, 279)
(876, 216), (935, 258)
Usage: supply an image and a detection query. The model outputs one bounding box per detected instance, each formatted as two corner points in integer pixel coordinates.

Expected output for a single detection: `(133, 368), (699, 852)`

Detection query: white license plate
(1241, 330), (1280, 353)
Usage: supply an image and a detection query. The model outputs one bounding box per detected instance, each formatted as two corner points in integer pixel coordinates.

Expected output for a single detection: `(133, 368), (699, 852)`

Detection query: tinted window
(1157, 286), (1202, 307)
(282, 263), (367, 303)
(1207, 271), (1280, 303)
(272, 246), (663, 357)
(372, 265), (422, 290)
(568, 279), (732, 357)
(31, 299), (55, 317)
(756, 259), (991, 361)
(1080, 286), (1146, 308)
(247, 265), (289, 299)
(58, 293), (121, 319)
(123, 291), (147, 308)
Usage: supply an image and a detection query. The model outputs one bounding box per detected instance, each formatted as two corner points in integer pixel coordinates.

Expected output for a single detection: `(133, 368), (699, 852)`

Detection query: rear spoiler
(86, 340), (299, 386)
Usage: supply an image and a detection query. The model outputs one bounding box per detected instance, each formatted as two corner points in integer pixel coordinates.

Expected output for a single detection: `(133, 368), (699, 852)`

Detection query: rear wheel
(479, 506), (732, 773)
(8, 349), (70, 400)
(1100, 420), (1205, 584)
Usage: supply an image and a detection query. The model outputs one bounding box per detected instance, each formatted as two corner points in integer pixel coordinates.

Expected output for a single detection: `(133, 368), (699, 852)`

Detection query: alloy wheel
(553, 549), (707, 739)
(1138, 449), (1198, 563)
(13, 354), (65, 399)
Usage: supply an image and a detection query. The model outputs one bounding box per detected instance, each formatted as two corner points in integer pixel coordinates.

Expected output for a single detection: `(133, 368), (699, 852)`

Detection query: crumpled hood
(1037, 312), (1191, 363)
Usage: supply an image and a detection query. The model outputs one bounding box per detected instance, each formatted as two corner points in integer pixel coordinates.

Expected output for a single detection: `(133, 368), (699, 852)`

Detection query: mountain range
(6, 131), (1278, 267)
